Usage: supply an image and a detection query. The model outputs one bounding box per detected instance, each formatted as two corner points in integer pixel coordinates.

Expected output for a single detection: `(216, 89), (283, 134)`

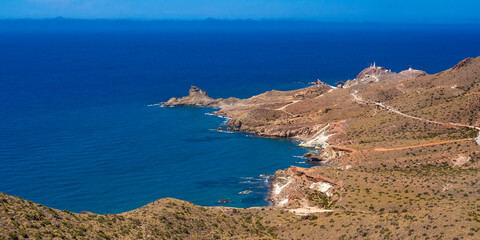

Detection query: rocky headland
(162, 85), (240, 108)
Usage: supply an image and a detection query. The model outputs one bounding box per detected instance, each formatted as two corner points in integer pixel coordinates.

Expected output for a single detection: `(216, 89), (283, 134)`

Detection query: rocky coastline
(163, 59), (480, 211)
(161, 58), (480, 211)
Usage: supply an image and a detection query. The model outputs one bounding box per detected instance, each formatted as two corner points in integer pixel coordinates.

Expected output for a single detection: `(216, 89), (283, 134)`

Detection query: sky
(0, 0), (480, 23)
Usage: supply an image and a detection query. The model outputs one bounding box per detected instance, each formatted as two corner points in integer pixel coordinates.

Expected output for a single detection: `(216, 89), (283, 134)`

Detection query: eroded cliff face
(268, 166), (342, 209)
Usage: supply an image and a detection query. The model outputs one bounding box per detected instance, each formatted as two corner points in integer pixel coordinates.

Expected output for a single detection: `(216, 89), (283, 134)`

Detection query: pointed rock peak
(163, 85), (239, 108)
(189, 86), (208, 96)
(316, 79), (329, 86)
(310, 79), (329, 86)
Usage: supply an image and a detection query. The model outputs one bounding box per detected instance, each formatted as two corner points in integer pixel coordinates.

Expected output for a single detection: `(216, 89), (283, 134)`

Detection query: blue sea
(1, 20), (480, 214)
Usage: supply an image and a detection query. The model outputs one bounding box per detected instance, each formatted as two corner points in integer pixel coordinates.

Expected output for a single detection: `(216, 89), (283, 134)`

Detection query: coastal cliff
(4, 58), (479, 239)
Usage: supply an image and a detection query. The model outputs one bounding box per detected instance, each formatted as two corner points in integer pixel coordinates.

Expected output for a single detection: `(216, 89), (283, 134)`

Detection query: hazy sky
(1, 0), (480, 23)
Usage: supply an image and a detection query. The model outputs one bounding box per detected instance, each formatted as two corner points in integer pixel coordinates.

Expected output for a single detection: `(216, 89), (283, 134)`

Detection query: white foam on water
(238, 190), (252, 195)
(209, 129), (234, 134)
(239, 181), (254, 184)
(205, 113), (232, 125)
(147, 103), (165, 107)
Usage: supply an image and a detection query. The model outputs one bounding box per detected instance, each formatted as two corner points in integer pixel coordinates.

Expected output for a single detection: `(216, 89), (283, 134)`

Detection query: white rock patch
(273, 177), (291, 195)
(452, 155), (471, 167)
(309, 182), (333, 197)
(279, 198), (289, 206)
(299, 125), (334, 149)
(338, 165), (351, 170)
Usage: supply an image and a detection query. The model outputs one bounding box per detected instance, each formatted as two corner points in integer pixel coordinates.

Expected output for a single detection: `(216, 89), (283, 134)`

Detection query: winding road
(274, 87), (336, 115)
(276, 100), (301, 112)
(373, 139), (474, 152)
(351, 90), (480, 145)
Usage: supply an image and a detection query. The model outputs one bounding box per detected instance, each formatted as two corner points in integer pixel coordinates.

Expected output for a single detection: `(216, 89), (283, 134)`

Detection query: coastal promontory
(162, 85), (240, 108)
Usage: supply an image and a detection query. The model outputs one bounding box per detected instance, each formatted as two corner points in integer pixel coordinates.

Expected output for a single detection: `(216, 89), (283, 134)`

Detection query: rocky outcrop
(303, 152), (324, 163)
(298, 124), (332, 149)
(162, 86), (240, 108)
(302, 148), (344, 165)
(451, 154), (471, 167)
(309, 79), (330, 86)
(452, 57), (474, 71)
(399, 68), (427, 78)
(356, 65), (390, 81)
(344, 65), (426, 88)
(297, 121), (350, 165)
(268, 166), (342, 208)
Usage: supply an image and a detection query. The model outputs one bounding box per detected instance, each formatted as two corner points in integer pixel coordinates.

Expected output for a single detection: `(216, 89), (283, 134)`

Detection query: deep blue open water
(1, 21), (480, 213)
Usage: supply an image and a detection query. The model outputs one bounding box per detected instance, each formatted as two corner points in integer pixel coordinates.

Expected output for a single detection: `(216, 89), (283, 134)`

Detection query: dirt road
(351, 90), (480, 145)
(373, 139), (474, 152)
